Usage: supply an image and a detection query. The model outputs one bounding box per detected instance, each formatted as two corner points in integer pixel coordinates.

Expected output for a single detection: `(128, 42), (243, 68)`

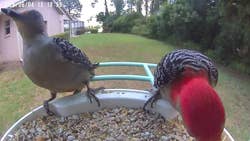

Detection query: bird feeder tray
(0, 62), (234, 141)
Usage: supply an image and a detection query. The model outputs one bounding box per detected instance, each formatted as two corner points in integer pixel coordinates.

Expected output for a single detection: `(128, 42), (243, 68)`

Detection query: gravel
(6, 107), (194, 141)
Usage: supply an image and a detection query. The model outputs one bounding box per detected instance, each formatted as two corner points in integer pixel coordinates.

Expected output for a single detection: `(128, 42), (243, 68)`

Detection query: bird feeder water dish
(1, 62), (235, 141)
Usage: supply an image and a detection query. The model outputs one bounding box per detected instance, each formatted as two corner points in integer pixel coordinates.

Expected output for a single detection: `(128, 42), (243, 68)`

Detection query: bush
(111, 12), (144, 33)
(131, 18), (150, 36)
(145, 15), (159, 38)
(204, 49), (217, 60)
(102, 14), (119, 33)
(166, 35), (201, 51)
(52, 32), (70, 40)
(229, 61), (250, 75)
(131, 25), (150, 36)
(87, 26), (99, 34)
(159, 0), (200, 40)
(90, 28), (98, 33)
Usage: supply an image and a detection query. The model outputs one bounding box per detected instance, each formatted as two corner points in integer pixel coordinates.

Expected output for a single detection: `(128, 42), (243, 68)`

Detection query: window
(77, 21), (80, 28)
(4, 20), (10, 35)
(64, 20), (69, 32)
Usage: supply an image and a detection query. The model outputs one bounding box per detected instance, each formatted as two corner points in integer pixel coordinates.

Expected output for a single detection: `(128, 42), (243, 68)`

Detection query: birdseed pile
(6, 107), (194, 141)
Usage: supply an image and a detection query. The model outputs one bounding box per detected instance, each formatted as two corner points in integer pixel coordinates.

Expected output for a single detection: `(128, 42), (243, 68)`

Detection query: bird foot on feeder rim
(43, 101), (55, 116)
(86, 87), (105, 107)
(143, 91), (161, 111)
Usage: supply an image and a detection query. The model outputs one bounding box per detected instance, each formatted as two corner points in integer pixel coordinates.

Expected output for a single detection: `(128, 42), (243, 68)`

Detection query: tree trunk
(145, 0), (148, 16)
(150, 0), (155, 14)
(136, 0), (142, 14)
(104, 0), (109, 16)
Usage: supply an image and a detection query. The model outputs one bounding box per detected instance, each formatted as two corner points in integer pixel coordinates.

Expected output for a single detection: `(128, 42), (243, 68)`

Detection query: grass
(216, 68), (250, 141)
(0, 70), (34, 132)
(70, 33), (174, 62)
(0, 33), (249, 141)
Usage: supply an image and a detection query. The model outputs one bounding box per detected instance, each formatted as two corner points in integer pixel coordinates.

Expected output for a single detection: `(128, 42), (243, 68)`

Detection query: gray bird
(1, 8), (103, 115)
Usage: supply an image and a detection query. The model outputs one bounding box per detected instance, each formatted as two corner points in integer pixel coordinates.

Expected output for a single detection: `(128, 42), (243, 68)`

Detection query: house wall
(17, 0), (65, 36)
(0, 0), (70, 63)
(0, 16), (2, 63)
(0, 15), (20, 63)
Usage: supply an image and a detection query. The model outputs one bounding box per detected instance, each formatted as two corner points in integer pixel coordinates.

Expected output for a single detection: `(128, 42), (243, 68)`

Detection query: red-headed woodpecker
(144, 49), (225, 141)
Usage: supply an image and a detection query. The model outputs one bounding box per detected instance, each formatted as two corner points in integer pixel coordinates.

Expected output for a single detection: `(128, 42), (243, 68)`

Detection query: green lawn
(0, 33), (249, 141)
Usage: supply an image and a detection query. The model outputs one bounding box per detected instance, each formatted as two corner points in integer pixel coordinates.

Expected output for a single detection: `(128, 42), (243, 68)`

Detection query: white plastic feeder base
(1, 89), (234, 141)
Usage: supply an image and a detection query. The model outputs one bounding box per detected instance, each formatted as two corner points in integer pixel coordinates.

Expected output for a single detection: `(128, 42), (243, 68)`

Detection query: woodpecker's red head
(170, 69), (225, 141)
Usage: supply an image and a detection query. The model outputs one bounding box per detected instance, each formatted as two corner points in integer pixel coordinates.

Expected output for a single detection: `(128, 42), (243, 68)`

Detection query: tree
(96, 12), (106, 22)
(136, 0), (143, 14)
(104, 0), (109, 16)
(92, 0), (109, 16)
(127, 0), (136, 13)
(60, 0), (82, 18)
(214, 0), (250, 62)
(144, 0), (149, 16)
(150, 0), (155, 14)
(111, 12), (143, 32)
(150, 0), (165, 14)
(112, 0), (125, 15)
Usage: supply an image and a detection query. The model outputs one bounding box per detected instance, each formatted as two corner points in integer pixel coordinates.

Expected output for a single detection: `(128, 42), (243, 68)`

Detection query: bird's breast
(22, 45), (89, 92)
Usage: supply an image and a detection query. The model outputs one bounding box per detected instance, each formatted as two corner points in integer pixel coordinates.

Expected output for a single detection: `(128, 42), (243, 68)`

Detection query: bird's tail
(92, 63), (100, 69)
(89, 63), (100, 77)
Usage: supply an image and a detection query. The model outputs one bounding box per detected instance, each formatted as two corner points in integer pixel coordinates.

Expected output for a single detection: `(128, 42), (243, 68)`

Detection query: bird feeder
(1, 62), (234, 141)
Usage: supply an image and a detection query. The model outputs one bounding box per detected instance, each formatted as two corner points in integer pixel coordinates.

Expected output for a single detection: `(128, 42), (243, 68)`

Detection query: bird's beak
(1, 8), (22, 19)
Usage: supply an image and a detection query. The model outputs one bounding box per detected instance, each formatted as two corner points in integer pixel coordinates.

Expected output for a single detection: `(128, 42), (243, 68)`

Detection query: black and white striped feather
(53, 38), (94, 69)
(154, 49), (218, 88)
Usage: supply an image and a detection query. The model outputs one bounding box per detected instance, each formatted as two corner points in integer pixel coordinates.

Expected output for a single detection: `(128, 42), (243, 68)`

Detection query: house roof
(0, 0), (74, 20)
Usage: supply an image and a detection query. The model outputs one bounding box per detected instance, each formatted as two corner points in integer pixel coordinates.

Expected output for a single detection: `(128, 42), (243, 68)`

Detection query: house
(0, 0), (84, 63)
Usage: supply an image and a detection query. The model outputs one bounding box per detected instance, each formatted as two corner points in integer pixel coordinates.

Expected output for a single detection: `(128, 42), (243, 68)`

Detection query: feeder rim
(1, 89), (234, 141)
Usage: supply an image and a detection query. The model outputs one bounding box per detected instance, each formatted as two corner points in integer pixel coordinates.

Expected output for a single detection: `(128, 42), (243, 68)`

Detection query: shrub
(90, 28), (98, 33)
(52, 32), (70, 40)
(102, 14), (119, 33)
(131, 18), (150, 36)
(145, 15), (159, 38)
(87, 26), (99, 34)
(111, 12), (144, 33)
(131, 25), (150, 36)
(166, 35), (201, 51)
(204, 49), (217, 60)
(229, 61), (250, 75)
(159, 0), (200, 40)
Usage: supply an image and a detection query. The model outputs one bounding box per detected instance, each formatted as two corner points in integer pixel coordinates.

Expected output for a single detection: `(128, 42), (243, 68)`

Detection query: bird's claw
(43, 101), (54, 116)
(86, 87), (104, 107)
(143, 95), (157, 111)
(143, 90), (161, 111)
(86, 89), (100, 107)
(150, 96), (159, 108)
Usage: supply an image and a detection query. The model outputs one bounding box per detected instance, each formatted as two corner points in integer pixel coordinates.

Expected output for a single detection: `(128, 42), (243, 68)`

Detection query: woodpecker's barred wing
(154, 49), (218, 88)
(53, 38), (94, 69)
